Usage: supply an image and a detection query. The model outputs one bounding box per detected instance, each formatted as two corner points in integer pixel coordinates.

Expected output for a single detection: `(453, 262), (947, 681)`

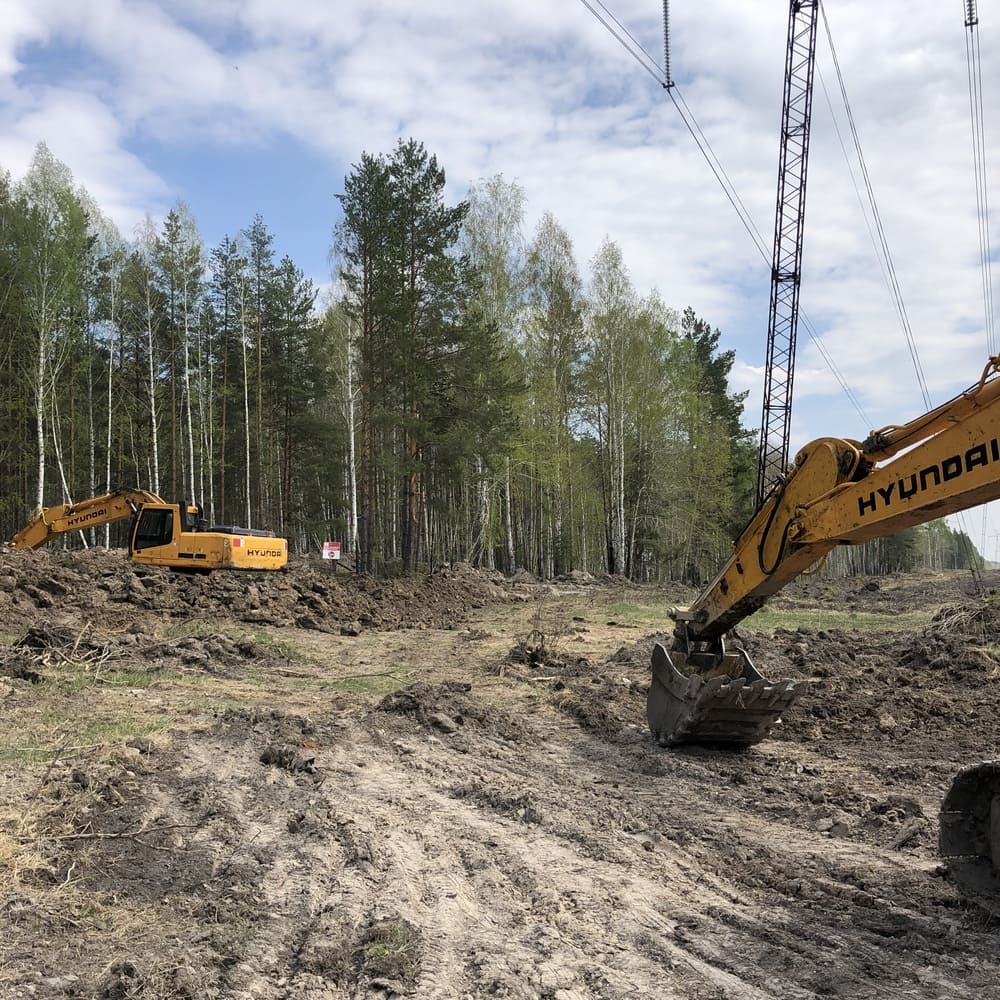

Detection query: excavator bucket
(647, 640), (806, 748)
(940, 760), (1000, 911)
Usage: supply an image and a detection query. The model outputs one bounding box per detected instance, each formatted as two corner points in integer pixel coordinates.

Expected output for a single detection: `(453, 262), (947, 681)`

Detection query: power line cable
(963, 0), (993, 579)
(575, 0), (871, 428)
(820, 3), (932, 409)
(591, 0), (664, 75)
(580, 0), (988, 579)
(577, 0), (663, 85)
(964, 1), (996, 355)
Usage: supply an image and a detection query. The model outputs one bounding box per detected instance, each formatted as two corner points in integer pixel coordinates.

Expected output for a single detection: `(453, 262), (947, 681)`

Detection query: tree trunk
(146, 280), (160, 495)
(240, 285), (252, 527)
(346, 328), (359, 557)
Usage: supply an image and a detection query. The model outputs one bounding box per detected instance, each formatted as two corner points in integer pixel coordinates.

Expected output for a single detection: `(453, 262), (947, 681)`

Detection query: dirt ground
(1, 549), (998, 999)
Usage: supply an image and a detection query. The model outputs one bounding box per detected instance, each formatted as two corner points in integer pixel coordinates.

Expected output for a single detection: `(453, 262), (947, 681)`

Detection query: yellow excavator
(647, 357), (1000, 906)
(8, 488), (287, 571)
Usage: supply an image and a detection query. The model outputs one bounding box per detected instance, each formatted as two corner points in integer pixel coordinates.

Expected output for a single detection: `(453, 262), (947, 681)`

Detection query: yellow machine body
(9, 488), (287, 572)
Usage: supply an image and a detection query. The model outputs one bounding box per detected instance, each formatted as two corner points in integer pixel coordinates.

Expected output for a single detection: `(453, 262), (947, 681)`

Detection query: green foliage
(827, 521), (986, 575)
(1, 139), (982, 587)
(336, 138), (482, 572)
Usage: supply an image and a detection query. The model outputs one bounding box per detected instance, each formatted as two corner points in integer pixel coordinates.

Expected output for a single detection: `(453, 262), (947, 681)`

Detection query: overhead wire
(819, 4), (931, 411)
(576, 0), (663, 85)
(965, 3), (996, 355)
(574, 0), (871, 428)
(963, 1), (993, 574)
(578, 0), (994, 578)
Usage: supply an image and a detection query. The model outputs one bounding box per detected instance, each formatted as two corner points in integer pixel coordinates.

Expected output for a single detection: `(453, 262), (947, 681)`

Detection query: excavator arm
(8, 488), (287, 572)
(680, 356), (1000, 645)
(9, 488), (166, 550)
(650, 357), (1000, 746)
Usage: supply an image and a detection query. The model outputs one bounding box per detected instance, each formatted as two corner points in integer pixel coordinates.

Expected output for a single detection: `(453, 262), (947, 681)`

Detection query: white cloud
(0, 86), (167, 234)
(5, 0), (1000, 556)
(0, 3), (48, 79)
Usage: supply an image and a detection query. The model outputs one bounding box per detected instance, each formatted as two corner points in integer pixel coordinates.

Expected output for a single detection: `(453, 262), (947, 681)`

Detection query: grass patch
(0, 746), (61, 763)
(78, 716), (172, 744)
(250, 631), (310, 663)
(92, 669), (178, 689)
(37, 663), (180, 692)
(327, 674), (410, 696)
(162, 617), (229, 639)
(596, 599), (671, 627)
(565, 597), (670, 625)
(366, 922), (413, 960)
(742, 607), (930, 633)
(361, 918), (420, 981)
(0, 715), (172, 762)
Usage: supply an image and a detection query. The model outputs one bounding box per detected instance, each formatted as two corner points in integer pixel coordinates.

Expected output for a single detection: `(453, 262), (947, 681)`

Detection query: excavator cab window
(132, 508), (175, 551)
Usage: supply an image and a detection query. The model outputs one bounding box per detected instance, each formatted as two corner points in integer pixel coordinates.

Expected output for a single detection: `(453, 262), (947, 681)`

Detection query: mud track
(1, 552), (998, 999)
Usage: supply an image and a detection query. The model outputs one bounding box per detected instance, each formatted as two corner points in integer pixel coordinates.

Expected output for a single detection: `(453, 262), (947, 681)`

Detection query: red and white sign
(322, 541), (342, 561)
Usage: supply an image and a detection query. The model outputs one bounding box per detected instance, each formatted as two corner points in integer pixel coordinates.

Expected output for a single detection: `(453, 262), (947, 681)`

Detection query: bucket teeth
(647, 641), (806, 748)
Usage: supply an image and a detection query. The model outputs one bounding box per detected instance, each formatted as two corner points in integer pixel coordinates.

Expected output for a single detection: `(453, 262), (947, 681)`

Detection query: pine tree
(336, 139), (469, 572)
(336, 151), (394, 572)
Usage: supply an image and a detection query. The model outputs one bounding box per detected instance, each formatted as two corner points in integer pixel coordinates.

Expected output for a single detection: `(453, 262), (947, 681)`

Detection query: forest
(0, 139), (982, 580)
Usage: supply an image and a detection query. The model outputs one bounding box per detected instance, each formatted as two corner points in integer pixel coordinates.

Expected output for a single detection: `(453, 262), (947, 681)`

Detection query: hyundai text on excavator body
(647, 357), (1000, 907)
(8, 488), (287, 572)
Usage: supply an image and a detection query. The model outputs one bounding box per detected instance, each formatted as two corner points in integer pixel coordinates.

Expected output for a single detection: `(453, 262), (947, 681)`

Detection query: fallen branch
(27, 740), (69, 802)
(23, 821), (201, 848)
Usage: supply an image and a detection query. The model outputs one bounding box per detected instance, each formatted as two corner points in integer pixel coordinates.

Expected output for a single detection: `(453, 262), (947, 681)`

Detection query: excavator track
(940, 760), (1000, 913)
(647, 640), (806, 748)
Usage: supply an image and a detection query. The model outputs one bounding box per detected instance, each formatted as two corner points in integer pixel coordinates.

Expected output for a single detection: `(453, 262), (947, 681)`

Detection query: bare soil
(1, 550), (998, 999)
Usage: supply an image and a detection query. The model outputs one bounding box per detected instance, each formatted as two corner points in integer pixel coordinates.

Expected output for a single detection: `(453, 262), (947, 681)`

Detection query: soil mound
(0, 548), (522, 634)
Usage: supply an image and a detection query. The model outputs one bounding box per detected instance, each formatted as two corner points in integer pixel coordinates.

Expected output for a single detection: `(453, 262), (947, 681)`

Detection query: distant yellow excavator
(8, 488), (287, 572)
(648, 357), (1000, 907)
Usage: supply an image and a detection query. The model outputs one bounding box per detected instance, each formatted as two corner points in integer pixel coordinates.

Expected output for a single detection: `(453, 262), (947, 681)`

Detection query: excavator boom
(648, 359), (1000, 905)
(10, 489), (165, 550)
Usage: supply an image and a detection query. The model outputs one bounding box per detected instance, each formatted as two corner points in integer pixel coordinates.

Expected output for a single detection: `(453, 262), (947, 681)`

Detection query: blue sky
(4, 0), (1000, 553)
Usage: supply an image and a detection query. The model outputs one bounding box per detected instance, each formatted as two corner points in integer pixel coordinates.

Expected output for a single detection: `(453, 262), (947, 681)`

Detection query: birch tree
(524, 212), (584, 574)
(460, 175), (527, 568)
(93, 218), (127, 543)
(129, 216), (164, 494)
(15, 143), (90, 509)
(157, 205), (204, 502)
(583, 239), (636, 575)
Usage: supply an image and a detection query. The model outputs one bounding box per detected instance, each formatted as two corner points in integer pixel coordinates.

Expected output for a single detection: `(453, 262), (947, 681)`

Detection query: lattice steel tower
(755, 0), (820, 509)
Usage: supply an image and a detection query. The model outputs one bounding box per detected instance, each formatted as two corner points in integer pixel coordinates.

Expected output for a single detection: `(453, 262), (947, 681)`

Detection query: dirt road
(1, 551), (998, 999)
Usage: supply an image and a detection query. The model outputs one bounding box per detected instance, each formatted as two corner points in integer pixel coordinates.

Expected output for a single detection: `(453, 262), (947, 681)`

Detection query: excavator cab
(127, 503), (287, 571)
(131, 505), (175, 552)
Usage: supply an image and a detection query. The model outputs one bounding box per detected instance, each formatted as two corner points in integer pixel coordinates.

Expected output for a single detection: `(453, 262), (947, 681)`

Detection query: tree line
(0, 139), (981, 579)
